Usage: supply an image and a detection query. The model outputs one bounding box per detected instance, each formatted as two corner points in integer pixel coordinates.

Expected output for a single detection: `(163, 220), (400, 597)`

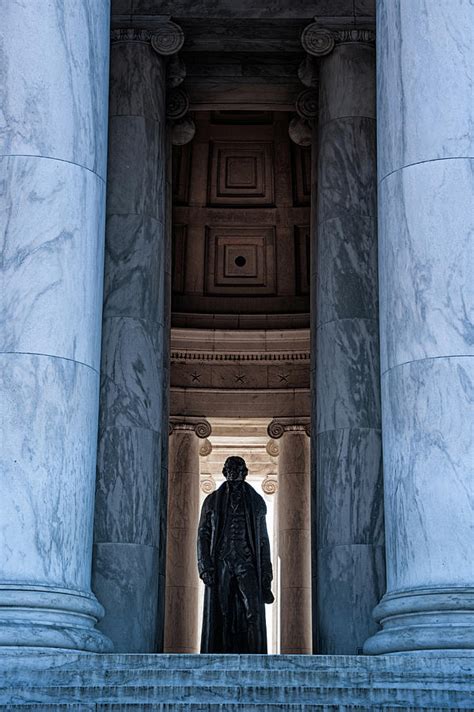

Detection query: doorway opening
(167, 109), (311, 654)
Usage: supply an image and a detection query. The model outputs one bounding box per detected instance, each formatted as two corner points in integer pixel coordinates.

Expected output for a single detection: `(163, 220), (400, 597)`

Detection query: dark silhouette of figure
(197, 456), (274, 653)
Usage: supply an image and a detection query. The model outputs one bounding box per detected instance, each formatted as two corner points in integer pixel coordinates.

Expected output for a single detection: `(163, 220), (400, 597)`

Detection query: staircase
(0, 652), (473, 710)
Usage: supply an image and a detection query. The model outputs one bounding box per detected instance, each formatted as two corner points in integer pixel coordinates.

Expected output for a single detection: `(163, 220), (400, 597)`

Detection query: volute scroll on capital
(267, 419), (311, 439)
(150, 20), (185, 56)
(301, 22), (375, 57)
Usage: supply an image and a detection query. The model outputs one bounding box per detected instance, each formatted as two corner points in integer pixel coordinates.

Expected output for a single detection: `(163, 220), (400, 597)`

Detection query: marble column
(364, 0), (474, 654)
(164, 419), (211, 654)
(268, 420), (312, 654)
(302, 26), (385, 654)
(92, 23), (184, 653)
(0, 2), (111, 651)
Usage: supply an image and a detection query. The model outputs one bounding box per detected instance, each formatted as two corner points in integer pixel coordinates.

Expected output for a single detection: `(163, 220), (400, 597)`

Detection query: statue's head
(223, 456), (248, 482)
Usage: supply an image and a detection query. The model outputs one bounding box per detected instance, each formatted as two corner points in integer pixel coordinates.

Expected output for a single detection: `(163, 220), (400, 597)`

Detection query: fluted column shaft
(365, 0), (474, 654)
(0, 1), (111, 651)
(269, 421), (312, 654)
(92, 25), (183, 652)
(304, 27), (385, 653)
(164, 420), (211, 653)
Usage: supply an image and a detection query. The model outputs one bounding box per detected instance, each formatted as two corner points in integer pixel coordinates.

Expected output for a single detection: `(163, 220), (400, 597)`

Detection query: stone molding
(267, 419), (311, 439)
(171, 350), (309, 363)
(169, 418), (212, 439)
(364, 586), (474, 655)
(171, 328), (310, 362)
(301, 24), (375, 57)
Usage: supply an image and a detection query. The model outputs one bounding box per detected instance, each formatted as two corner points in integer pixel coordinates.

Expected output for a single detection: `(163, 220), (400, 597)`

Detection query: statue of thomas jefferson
(197, 456), (274, 653)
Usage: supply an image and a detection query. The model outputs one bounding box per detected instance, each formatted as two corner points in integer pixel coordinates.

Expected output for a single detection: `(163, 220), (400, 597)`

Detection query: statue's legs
(217, 559), (264, 653)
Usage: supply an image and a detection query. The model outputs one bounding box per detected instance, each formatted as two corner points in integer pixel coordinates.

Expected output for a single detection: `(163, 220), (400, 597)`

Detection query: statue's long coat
(197, 481), (273, 653)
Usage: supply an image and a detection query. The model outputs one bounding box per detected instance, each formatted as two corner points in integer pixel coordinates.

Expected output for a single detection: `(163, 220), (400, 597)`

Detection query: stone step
(8, 702), (446, 712)
(1, 653), (473, 710)
(1, 683), (472, 709)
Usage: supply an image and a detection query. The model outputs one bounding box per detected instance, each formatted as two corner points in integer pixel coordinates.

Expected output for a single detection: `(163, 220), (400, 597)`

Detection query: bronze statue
(197, 455), (274, 653)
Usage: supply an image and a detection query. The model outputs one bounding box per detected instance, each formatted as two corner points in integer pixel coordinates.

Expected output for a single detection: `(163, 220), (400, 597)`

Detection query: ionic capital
(267, 418), (311, 439)
(151, 20), (185, 56)
(169, 417), (212, 439)
(199, 439), (213, 457)
(295, 89), (318, 120)
(301, 23), (375, 57)
(111, 20), (184, 56)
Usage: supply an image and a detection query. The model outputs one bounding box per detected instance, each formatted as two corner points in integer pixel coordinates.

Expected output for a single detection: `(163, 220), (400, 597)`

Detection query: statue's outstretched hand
(201, 570), (215, 587)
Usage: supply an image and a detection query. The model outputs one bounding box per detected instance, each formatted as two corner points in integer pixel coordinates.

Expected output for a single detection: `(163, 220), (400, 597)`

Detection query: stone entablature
(170, 328), (310, 395)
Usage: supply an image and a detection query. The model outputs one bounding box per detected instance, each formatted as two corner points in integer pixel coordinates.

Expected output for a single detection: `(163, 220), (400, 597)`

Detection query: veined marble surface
(314, 37), (382, 654)
(92, 543), (161, 652)
(107, 116), (166, 220)
(369, 0), (474, 654)
(93, 37), (169, 652)
(316, 428), (383, 548)
(99, 316), (165, 432)
(0, 0), (110, 650)
(382, 356), (474, 591)
(379, 158), (474, 373)
(377, 0), (474, 181)
(1, 156), (105, 371)
(319, 43), (376, 125)
(0, 353), (98, 590)
(109, 41), (165, 120)
(316, 215), (377, 326)
(316, 317), (381, 432)
(94, 426), (164, 547)
(317, 543), (386, 653)
(103, 214), (167, 324)
(317, 117), (376, 224)
(0, 0), (110, 176)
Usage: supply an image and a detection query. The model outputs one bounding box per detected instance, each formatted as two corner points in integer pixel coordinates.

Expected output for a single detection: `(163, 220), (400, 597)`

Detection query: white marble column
(364, 0), (474, 654)
(92, 24), (184, 652)
(164, 419), (211, 654)
(269, 420), (312, 654)
(302, 26), (385, 653)
(0, 1), (111, 651)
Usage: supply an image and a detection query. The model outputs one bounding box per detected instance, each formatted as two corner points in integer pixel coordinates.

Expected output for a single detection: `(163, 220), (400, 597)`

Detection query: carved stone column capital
(150, 20), (185, 56)
(267, 418), (310, 439)
(166, 87), (196, 146)
(199, 438), (213, 457)
(166, 88), (189, 120)
(169, 417), (212, 439)
(295, 89), (318, 120)
(111, 21), (184, 56)
(301, 23), (375, 57)
(110, 28), (153, 45)
(266, 439), (280, 457)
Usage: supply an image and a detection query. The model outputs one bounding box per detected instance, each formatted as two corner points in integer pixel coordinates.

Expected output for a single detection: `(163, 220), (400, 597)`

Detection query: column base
(364, 587), (474, 654)
(0, 585), (113, 652)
